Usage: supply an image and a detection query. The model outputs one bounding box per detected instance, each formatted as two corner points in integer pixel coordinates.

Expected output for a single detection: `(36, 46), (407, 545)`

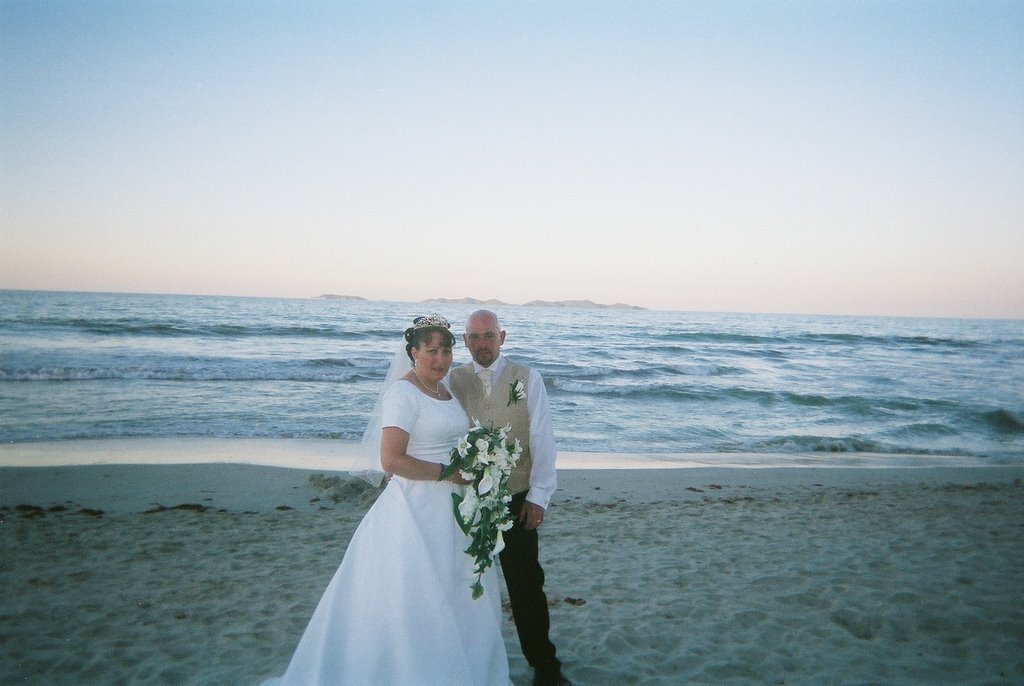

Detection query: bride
(262, 315), (510, 685)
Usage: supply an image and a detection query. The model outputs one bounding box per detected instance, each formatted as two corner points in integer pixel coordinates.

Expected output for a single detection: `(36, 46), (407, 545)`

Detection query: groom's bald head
(466, 310), (501, 331)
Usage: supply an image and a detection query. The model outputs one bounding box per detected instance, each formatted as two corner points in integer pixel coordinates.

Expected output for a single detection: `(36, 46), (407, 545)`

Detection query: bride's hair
(404, 315), (456, 361)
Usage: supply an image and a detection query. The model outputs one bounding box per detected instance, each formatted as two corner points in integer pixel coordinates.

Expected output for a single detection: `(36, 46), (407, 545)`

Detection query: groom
(449, 310), (571, 686)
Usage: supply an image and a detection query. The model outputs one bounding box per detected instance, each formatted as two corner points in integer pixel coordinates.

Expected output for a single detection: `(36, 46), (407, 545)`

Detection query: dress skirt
(262, 476), (510, 686)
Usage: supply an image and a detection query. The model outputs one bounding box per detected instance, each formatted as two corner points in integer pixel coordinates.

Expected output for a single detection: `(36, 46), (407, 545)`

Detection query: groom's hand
(519, 501), (545, 530)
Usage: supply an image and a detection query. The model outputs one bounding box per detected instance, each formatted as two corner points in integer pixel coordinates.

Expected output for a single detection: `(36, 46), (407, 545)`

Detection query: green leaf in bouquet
(450, 493), (472, 535)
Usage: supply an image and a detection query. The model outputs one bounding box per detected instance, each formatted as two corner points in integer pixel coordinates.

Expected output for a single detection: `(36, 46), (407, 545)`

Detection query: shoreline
(0, 436), (1012, 470)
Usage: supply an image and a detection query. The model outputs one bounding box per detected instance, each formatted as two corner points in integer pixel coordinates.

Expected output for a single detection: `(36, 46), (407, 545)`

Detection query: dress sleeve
(381, 381), (418, 433)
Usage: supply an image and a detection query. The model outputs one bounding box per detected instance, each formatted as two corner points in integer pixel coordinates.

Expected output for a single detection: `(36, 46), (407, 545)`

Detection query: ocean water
(1, 290), (1022, 465)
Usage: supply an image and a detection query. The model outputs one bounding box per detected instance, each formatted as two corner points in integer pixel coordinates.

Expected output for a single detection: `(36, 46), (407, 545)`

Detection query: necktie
(478, 368), (492, 396)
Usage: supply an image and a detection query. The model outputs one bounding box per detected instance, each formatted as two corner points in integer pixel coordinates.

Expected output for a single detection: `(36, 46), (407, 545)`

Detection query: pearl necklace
(412, 368), (442, 397)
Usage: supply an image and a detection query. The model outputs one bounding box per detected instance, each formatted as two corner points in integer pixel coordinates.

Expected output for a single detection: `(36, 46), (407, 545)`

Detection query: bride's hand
(447, 472), (474, 486)
(439, 465), (472, 485)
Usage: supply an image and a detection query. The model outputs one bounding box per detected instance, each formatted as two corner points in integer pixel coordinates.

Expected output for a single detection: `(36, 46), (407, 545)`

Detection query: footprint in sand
(831, 609), (883, 640)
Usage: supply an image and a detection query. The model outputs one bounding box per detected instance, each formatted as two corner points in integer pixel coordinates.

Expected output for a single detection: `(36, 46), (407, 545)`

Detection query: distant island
(318, 294), (644, 310)
(424, 297), (645, 310)
(425, 297), (508, 306)
(317, 294), (369, 301)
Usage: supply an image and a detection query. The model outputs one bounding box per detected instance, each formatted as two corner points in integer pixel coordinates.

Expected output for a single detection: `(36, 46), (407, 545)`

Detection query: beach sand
(1, 459), (1022, 685)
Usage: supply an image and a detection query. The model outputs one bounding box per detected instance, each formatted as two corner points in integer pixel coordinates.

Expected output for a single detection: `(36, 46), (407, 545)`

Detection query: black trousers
(499, 491), (560, 673)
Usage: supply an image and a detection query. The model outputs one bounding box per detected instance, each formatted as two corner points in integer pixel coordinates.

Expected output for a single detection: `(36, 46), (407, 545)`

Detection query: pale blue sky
(2, 1), (1022, 317)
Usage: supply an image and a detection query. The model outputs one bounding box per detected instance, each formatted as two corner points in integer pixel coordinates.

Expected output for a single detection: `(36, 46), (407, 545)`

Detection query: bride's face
(411, 332), (454, 384)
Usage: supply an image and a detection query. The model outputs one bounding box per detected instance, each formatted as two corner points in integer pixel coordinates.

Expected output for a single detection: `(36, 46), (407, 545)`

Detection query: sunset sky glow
(2, 1), (1022, 318)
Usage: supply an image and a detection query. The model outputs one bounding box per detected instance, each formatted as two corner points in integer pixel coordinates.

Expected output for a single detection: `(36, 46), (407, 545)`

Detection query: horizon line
(2, 286), (1021, 322)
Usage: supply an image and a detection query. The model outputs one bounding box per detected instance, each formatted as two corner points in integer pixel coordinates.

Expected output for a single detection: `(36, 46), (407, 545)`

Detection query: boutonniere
(507, 379), (526, 406)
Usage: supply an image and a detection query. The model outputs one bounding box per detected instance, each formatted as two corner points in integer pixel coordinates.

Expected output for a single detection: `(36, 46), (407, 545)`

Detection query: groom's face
(464, 318), (505, 368)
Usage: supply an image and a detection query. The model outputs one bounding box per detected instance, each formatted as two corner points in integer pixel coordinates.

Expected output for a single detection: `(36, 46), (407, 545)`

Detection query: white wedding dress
(263, 380), (510, 686)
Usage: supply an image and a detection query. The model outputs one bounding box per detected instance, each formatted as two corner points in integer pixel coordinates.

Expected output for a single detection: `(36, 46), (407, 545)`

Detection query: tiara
(413, 314), (451, 330)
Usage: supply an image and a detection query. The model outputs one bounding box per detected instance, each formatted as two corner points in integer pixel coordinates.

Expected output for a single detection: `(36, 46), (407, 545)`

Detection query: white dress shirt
(471, 354), (558, 510)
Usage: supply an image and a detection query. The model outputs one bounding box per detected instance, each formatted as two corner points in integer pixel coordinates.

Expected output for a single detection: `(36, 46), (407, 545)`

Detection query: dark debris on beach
(5, 504), (106, 519)
(141, 503), (215, 514)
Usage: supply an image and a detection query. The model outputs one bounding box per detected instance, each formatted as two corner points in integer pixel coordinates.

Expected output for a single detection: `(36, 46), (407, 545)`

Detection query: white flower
(459, 489), (481, 522)
(477, 472), (494, 496)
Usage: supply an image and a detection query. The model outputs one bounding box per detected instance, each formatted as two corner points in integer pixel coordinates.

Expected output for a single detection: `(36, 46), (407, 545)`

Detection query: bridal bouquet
(440, 420), (522, 599)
